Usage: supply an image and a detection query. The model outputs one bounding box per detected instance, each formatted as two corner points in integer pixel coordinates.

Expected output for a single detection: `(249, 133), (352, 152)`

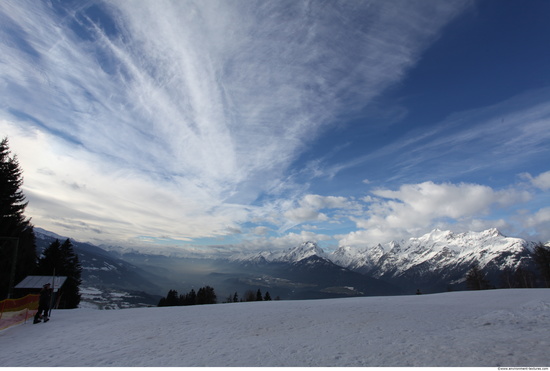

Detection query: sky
(1, 0), (549, 256)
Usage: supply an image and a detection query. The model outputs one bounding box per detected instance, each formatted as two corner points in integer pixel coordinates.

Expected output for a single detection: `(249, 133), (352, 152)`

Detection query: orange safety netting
(0, 294), (39, 331)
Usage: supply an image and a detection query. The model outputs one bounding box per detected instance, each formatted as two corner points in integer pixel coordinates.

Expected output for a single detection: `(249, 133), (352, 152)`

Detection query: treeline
(0, 138), (81, 307)
(465, 242), (550, 290)
(225, 288), (277, 303)
(158, 286), (217, 306)
(158, 287), (278, 307)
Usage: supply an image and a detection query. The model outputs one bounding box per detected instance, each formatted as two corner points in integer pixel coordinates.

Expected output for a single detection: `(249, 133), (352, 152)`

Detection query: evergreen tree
(37, 239), (82, 308)
(264, 291), (272, 301)
(196, 286), (216, 305)
(500, 267), (535, 289)
(244, 290), (256, 302)
(500, 268), (516, 289)
(232, 292), (239, 303)
(514, 267), (535, 288)
(58, 239), (82, 308)
(533, 243), (550, 287)
(0, 138), (37, 299)
(158, 289), (180, 307)
(179, 293), (188, 305)
(256, 289), (263, 301)
(185, 289), (197, 305)
(465, 264), (491, 290)
(166, 289), (179, 306)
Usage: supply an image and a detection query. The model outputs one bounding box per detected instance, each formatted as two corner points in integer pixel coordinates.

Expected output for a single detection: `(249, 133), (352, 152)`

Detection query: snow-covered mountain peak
(34, 227), (69, 241)
(416, 228), (454, 242)
(231, 241), (326, 263)
(277, 241), (326, 263)
(481, 227), (503, 238)
(407, 228), (507, 251)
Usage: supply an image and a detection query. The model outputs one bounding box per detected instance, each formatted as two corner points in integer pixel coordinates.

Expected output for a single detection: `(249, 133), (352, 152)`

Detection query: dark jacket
(39, 287), (53, 307)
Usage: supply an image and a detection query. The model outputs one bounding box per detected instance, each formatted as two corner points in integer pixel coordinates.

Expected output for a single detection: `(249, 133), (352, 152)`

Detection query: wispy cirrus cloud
(0, 0), (470, 246)
(322, 87), (550, 184)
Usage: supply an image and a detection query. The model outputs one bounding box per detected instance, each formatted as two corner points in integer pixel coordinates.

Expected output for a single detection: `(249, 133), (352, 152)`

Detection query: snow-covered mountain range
(234, 228), (543, 292)
(332, 228), (527, 272)
(330, 228), (540, 291)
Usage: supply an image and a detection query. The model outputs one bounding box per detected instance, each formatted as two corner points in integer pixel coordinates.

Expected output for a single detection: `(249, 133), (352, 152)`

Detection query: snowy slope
(1, 289), (549, 367)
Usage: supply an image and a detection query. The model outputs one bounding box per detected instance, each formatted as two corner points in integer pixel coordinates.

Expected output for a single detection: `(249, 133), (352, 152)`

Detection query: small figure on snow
(34, 283), (53, 324)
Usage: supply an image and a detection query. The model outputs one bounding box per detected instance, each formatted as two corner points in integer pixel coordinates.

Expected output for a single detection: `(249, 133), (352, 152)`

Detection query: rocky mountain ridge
(330, 228), (536, 281)
(235, 228), (543, 292)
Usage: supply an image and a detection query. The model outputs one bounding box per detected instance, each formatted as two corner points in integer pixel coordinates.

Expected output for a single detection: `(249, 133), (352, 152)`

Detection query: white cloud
(252, 226), (270, 236)
(527, 171), (550, 191)
(524, 207), (550, 227)
(0, 0), (470, 247)
(284, 194), (354, 224)
(523, 207), (550, 242)
(339, 181), (531, 246)
(1, 119), (249, 246)
(372, 181), (529, 222)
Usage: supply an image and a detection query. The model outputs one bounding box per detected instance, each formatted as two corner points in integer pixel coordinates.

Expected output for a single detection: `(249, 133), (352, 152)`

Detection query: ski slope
(1, 289), (549, 367)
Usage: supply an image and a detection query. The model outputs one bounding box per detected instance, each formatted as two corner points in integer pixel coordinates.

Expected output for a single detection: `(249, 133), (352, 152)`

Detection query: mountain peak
(413, 228), (506, 244)
(231, 241), (326, 264)
(482, 227), (503, 238)
(415, 228), (453, 243)
(280, 241), (326, 262)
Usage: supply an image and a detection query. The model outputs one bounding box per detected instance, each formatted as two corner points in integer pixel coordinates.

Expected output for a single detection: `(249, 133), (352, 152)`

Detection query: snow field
(1, 289), (549, 367)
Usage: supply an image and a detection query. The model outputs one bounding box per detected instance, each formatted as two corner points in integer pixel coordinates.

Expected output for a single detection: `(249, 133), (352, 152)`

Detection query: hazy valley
(33, 227), (548, 309)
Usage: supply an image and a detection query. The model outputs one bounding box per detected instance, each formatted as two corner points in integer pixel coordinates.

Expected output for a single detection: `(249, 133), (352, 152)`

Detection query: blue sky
(1, 0), (549, 255)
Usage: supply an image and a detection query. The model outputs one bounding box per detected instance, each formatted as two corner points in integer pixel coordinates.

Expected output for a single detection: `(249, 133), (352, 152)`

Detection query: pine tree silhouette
(37, 239), (82, 308)
(0, 137), (37, 299)
(465, 264), (491, 290)
(197, 286), (217, 304)
(533, 243), (550, 287)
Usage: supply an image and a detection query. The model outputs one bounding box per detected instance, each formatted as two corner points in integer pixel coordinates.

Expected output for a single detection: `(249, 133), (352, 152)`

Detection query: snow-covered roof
(15, 276), (67, 292)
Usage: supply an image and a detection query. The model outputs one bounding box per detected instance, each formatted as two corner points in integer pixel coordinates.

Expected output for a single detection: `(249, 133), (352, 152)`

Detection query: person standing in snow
(34, 283), (53, 324)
